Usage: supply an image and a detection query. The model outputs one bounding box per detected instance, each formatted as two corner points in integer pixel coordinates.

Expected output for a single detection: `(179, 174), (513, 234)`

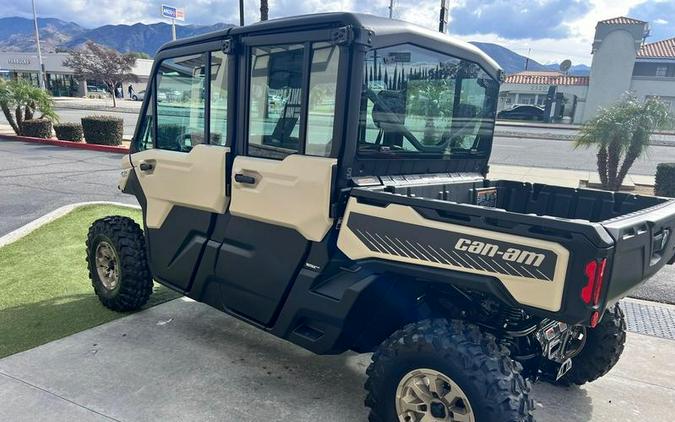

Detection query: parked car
(498, 104), (545, 121)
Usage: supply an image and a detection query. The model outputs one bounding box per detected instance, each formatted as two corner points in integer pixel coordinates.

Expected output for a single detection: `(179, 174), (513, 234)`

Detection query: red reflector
(592, 258), (607, 305)
(581, 260), (597, 304)
(590, 311), (600, 328)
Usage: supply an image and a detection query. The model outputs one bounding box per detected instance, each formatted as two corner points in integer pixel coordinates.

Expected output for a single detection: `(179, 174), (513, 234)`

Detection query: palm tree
(0, 79), (57, 135)
(576, 95), (671, 191)
(260, 0), (269, 21)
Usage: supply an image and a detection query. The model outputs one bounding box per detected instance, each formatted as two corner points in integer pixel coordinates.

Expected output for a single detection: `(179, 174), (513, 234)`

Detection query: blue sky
(2, 1), (673, 64)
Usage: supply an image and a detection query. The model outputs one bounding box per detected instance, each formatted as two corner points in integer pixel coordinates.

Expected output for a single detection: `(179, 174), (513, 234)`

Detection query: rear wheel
(552, 304), (626, 386)
(86, 216), (153, 311)
(365, 319), (534, 422)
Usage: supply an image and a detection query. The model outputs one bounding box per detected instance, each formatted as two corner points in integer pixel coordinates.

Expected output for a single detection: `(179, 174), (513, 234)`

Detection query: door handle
(234, 173), (256, 184)
(139, 162), (154, 172)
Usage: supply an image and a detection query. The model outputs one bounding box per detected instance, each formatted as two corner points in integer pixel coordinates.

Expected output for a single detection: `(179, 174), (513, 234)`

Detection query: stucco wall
(583, 29), (638, 122)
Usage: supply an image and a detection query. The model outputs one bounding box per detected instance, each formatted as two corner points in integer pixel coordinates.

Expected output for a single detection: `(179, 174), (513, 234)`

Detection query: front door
(129, 43), (233, 291)
(212, 37), (343, 325)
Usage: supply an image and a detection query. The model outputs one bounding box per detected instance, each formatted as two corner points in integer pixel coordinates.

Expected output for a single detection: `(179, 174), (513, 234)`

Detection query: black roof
(158, 12), (501, 78)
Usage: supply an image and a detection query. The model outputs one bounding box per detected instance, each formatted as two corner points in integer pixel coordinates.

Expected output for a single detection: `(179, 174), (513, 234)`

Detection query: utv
(87, 13), (675, 422)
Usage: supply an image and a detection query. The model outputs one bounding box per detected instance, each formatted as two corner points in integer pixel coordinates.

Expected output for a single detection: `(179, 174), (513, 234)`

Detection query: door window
(156, 53), (207, 152)
(306, 43), (339, 157)
(136, 90), (154, 151)
(210, 51), (229, 146)
(248, 44), (305, 160)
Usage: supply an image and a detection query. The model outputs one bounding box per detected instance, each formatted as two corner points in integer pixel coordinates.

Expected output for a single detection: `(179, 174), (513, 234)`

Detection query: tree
(0, 79), (57, 135)
(260, 0), (269, 21)
(63, 41), (138, 107)
(576, 95), (671, 191)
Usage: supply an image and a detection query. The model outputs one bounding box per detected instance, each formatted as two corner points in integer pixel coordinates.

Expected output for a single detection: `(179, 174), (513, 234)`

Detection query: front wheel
(86, 216), (153, 311)
(365, 319), (534, 422)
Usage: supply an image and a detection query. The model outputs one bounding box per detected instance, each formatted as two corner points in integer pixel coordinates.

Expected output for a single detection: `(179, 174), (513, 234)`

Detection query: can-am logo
(454, 238), (545, 267)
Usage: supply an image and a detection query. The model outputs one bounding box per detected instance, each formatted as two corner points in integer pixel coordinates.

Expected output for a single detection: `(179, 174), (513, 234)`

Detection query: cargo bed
(345, 174), (675, 324)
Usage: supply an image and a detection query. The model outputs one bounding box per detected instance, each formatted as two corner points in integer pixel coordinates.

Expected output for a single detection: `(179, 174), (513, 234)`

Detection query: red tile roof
(638, 38), (675, 59)
(599, 16), (647, 25)
(504, 73), (590, 86)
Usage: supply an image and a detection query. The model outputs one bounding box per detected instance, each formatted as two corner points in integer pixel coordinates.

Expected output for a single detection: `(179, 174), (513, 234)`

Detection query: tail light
(581, 258), (607, 306)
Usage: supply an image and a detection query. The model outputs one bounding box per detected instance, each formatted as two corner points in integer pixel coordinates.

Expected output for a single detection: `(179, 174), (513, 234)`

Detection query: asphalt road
(0, 140), (136, 236)
(491, 135), (675, 176)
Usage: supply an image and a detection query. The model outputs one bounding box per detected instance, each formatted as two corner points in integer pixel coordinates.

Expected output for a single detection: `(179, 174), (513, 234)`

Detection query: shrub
(655, 163), (675, 197)
(81, 116), (123, 145)
(54, 122), (84, 142)
(20, 119), (52, 138)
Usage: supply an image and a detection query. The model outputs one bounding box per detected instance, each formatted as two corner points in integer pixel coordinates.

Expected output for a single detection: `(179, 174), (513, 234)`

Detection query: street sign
(162, 5), (185, 21)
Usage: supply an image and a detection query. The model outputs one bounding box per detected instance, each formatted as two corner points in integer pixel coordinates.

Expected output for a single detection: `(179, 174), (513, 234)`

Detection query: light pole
(239, 0), (245, 26)
(439, 0), (449, 33)
(31, 0), (46, 89)
(388, 0), (394, 18)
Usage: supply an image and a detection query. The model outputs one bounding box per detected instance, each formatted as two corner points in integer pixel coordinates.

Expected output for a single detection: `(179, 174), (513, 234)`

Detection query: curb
(0, 201), (140, 248)
(495, 130), (675, 147)
(0, 134), (130, 154)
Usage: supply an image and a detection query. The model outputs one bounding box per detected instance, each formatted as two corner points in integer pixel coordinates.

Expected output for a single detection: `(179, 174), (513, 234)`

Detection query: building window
(656, 66), (668, 77)
(519, 94), (536, 105)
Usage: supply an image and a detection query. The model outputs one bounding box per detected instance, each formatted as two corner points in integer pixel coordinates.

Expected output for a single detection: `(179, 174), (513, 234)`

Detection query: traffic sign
(162, 5), (185, 21)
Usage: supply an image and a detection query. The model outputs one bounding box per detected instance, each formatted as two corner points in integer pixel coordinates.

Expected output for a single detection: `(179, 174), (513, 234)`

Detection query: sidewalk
(0, 297), (673, 422)
(53, 97), (141, 114)
(489, 164), (655, 190)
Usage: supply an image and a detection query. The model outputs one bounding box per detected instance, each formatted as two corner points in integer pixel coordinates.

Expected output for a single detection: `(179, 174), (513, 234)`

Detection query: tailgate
(602, 199), (675, 303)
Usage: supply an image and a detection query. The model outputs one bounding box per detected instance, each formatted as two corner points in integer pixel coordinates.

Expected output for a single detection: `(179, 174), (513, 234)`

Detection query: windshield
(358, 44), (499, 157)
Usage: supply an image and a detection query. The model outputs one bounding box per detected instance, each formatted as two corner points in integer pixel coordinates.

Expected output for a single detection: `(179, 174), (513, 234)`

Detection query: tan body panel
(130, 145), (229, 228)
(230, 155), (336, 242)
(337, 198), (570, 312)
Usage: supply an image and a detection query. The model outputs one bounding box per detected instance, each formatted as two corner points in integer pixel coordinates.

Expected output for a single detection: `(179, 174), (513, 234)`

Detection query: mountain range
(0, 17), (590, 75)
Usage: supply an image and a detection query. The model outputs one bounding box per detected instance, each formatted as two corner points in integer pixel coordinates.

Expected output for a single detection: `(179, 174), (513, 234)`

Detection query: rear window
(358, 44), (498, 158)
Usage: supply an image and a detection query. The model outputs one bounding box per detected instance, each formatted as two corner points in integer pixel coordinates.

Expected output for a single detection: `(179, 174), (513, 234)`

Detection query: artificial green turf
(0, 205), (180, 358)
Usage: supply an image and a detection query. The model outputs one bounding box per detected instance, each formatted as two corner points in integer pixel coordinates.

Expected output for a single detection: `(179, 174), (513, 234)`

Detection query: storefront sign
(161, 5), (185, 21)
(8, 58), (31, 65)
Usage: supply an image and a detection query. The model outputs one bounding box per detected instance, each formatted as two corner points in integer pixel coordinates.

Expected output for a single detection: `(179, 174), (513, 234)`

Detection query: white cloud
(3, 0), (668, 64)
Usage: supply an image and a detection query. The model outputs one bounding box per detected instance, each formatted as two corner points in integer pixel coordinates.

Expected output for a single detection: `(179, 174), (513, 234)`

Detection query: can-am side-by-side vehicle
(86, 13), (675, 422)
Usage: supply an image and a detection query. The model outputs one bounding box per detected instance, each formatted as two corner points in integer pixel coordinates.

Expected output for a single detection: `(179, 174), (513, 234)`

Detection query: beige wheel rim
(395, 368), (475, 422)
(95, 241), (120, 290)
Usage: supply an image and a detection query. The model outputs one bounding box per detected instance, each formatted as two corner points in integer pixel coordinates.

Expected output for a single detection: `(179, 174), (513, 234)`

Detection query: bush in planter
(54, 122), (83, 142)
(20, 119), (52, 138)
(81, 116), (123, 145)
(655, 163), (675, 197)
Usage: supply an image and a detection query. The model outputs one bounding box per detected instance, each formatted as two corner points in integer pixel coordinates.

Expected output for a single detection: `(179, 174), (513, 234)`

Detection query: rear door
(129, 41), (234, 290)
(214, 34), (344, 325)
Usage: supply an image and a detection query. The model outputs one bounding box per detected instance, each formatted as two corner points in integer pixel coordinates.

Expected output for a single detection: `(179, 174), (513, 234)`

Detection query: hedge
(655, 163), (675, 197)
(20, 119), (52, 138)
(54, 123), (83, 142)
(81, 116), (123, 146)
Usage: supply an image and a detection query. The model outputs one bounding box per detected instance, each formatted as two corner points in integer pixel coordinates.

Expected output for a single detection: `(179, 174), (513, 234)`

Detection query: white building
(0, 52), (152, 98)
(499, 16), (675, 123)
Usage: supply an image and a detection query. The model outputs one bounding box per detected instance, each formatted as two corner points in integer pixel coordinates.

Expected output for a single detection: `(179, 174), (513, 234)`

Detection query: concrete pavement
(0, 297), (673, 422)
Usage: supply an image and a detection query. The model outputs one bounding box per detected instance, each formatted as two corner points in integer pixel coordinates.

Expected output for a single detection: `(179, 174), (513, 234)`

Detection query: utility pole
(438, 0), (449, 33)
(31, 0), (46, 90)
(524, 48), (531, 71)
(388, 0), (394, 18)
(239, 0), (245, 26)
